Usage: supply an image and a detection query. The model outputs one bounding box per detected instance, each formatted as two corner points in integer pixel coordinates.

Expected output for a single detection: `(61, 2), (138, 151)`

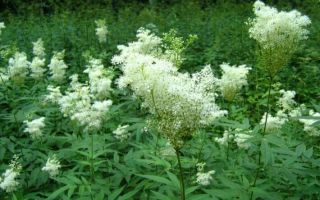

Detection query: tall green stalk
(175, 148), (186, 200)
(250, 76), (273, 200)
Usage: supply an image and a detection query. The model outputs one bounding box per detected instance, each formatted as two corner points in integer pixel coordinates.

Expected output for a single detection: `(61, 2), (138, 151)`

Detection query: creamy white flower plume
(0, 156), (21, 193)
(95, 19), (108, 43)
(42, 155), (61, 177)
(48, 51), (68, 82)
(23, 117), (46, 139)
(113, 124), (130, 141)
(8, 52), (30, 80)
(195, 163), (215, 186)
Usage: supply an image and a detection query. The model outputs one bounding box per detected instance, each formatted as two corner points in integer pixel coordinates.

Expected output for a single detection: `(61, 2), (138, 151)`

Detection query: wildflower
(217, 63), (251, 101)
(32, 38), (45, 58)
(30, 57), (46, 79)
(248, 1), (311, 76)
(48, 51), (68, 82)
(45, 85), (62, 103)
(195, 163), (215, 186)
(215, 130), (233, 146)
(84, 58), (112, 99)
(260, 112), (287, 133)
(114, 28), (226, 148)
(233, 129), (253, 149)
(95, 19), (108, 43)
(8, 52), (30, 81)
(42, 155), (61, 177)
(113, 124), (130, 141)
(0, 156), (21, 193)
(23, 117), (46, 139)
(278, 90), (296, 111)
(299, 110), (320, 136)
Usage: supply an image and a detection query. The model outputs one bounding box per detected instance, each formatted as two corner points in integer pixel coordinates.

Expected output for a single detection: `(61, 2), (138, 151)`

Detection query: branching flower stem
(175, 148), (186, 200)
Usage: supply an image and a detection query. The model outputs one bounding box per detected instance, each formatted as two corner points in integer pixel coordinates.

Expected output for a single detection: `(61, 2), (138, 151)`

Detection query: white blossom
(217, 63), (251, 101)
(215, 130), (233, 146)
(8, 52), (30, 80)
(278, 90), (296, 111)
(299, 110), (320, 136)
(260, 112), (287, 133)
(95, 19), (108, 43)
(48, 51), (68, 82)
(233, 129), (253, 149)
(195, 163), (215, 186)
(0, 156), (21, 193)
(248, 0), (311, 50)
(113, 124), (130, 141)
(23, 117), (46, 139)
(30, 57), (46, 78)
(42, 155), (61, 177)
(45, 85), (62, 103)
(32, 38), (45, 58)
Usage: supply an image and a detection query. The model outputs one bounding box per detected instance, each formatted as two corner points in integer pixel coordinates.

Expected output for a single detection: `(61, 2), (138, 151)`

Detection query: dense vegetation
(0, 0), (319, 199)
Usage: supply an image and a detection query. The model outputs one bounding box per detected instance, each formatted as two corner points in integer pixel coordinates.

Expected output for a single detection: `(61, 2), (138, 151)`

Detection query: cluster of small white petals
(0, 156), (21, 193)
(84, 58), (112, 99)
(214, 130), (233, 146)
(32, 38), (46, 58)
(30, 57), (46, 79)
(42, 155), (61, 177)
(45, 85), (62, 103)
(0, 22), (5, 36)
(248, 1), (311, 50)
(113, 124), (130, 141)
(217, 63), (251, 101)
(233, 129), (253, 149)
(48, 51), (68, 82)
(278, 90), (296, 111)
(114, 28), (226, 145)
(260, 112), (287, 133)
(95, 20), (108, 43)
(195, 163), (215, 186)
(299, 110), (320, 136)
(8, 52), (30, 79)
(23, 117), (46, 139)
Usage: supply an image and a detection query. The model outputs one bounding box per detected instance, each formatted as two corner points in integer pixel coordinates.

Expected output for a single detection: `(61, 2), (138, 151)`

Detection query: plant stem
(175, 148), (185, 200)
(250, 76), (273, 200)
(90, 133), (94, 200)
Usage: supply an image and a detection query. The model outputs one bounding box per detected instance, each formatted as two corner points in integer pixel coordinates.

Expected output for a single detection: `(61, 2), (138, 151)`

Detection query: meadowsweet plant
(299, 110), (320, 136)
(195, 162), (215, 186)
(42, 155), (61, 177)
(217, 63), (251, 102)
(0, 156), (21, 193)
(48, 51), (68, 82)
(95, 19), (108, 44)
(30, 38), (46, 78)
(8, 52), (30, 83)
(113, 124), (130, 141)
(23, 117), (46, 140)
(248, 0), (311, 77)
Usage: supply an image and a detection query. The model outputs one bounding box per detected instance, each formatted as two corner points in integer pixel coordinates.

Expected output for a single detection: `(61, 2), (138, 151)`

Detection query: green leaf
(47, 185), (69, 200)
(137, 174), (172, 186)
(109, 186), (124, 200)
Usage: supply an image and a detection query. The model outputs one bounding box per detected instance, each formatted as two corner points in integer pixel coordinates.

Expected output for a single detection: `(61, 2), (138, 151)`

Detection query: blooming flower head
(8, 52), (30, 82)
(215, 130), (233, 146)
(113, 124), (130, 141)
(32, 38), (45, 58)
(48, 51), (68, 82)
(248, 1), (311, 76)
(30, 57), (46, 79)
(23, 117), (46, 139)
(195, 162), (215, 186)
(233, 129), (253, 149)
(0, 155), (22, 193)
(260, 112), (287, 133)
(278, 89), (296, 111)
(217, 63), (251, 101)
(95, 19), (108, 43)
(45, 85), (62, 103)
(42, 155), (61, 177)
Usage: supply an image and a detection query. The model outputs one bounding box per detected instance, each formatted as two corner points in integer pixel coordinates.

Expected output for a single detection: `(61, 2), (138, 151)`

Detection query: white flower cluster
(30, 38), (46, 79)
(248, 0), (311, 50)
(42, 155), (61, 177)
(8, 52), (30, 81)
(23, 117), (46, 140)
(48, 51), (68, 82)
(216, 63), (251, 101)
(260, 112), (288, 133)
(84, 58), (112, 99)
(215, 129), (252, 149)
(278, 90), (296, 111)
(46, 59), (113, 131)
(95, 19), (108, 44)
(195, 162), (215, 186)
(113, 28), (226, 147)
(113, 124), (130, 141)
(0, 156), (21, 193)
(299, 110), (320, 136)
